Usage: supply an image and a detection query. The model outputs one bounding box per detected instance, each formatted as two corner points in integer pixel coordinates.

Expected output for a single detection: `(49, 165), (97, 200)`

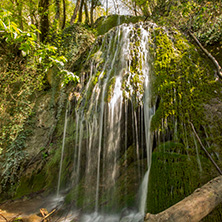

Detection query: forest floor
(0, 193), (81, 222)
(0, 194), (64, 221)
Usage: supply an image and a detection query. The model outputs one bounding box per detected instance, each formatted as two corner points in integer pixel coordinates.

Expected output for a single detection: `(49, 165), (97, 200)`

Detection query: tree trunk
(106, 0), (108, 15)
(61, 0), (66, 29)
(145, 175), (222, 222)
(54, 0), (60, 21)
(38, 0), (49, 42)
(29, 0), (34, 25)
(84, 0), (89, 25)
(70, 0), (82, 25)
(134, 1), (137, 16)
(29, 0), (38, 27)
(15, 0), (23, 29)
(78, 0), (84, 23)
(90, 0), (94, 25)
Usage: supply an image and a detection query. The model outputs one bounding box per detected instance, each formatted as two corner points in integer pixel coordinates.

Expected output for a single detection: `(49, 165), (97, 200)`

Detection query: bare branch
(189, 31), (222, 80)
(190, 121), (222, 175)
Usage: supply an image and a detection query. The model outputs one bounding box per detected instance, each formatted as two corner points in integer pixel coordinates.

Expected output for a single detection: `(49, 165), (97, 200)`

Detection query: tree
(38, 0), (49, 42)
(15, 0), (24, 29)
(84, 0), (89, 24)
(90, 0), (94, 25)
(70, 0), (82, 25)
(55, 0), (60, 22)
(28, 0), (38, 27)
(61, 0), (66, 29)
(78, 0), (84, 23)
(90, 0), (102, 25)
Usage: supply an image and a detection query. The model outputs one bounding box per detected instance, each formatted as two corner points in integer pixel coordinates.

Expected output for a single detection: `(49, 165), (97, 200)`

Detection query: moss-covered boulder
(95, 15), (144, 36)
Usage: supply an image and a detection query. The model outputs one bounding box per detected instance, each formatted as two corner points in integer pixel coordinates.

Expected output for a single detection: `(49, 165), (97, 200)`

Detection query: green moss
(95, 15), (144, 36)
(156, 141), (185, 153)
(202, 204), (222, 222)
(15, 171), (47, 199)
(65, 182), (94, 210)
(147, 151), (212, 214)
(150, 26), (218, 136)
(45, 147), (61, 189)
(106, 76), (116, 102)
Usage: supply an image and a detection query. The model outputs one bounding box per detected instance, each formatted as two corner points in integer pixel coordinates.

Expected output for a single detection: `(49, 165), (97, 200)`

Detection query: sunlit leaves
(0, 7), (80, 189)
(60, 70), (80, 86)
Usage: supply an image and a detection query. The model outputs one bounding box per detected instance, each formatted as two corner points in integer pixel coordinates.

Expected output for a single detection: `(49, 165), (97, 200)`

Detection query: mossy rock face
(147, 24), (222, 221)
(55, 24), (95, 68)
(204, 98), (222, 170)
(15, 171), (47, 199)
(146, 151), (214, 214)
(95, 15), (144, 36)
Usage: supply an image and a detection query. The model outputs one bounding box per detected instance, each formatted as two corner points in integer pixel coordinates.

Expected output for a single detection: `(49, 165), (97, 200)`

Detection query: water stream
(57, 103), (69, 197)
(57, 22), (155, 221)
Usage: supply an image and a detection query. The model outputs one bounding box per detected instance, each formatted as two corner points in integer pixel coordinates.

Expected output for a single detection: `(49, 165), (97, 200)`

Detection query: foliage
(0, 9), (79, 83)
(159, 0), (222, 45)
(147, 151), (213, 213)
(0, 8), (79, 190)
(121, 0), (222, 46)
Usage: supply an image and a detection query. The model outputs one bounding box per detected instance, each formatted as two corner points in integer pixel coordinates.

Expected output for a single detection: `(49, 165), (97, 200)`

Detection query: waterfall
(57, 103), (69, 197)
(57, 22), (156, 221)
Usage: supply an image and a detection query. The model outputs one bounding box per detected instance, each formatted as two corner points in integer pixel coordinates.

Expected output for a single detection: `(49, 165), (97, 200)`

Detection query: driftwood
(0, 208), (56, 222)
(40, 208), (56, 222)
(0, 214), (8, 221)
(145, 175), (222, 222)
(188, 31), (222, 80)
(0, 212), (21, 222)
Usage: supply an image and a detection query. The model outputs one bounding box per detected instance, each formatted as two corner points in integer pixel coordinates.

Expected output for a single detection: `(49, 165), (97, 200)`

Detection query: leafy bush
(0, 8), (79, 190)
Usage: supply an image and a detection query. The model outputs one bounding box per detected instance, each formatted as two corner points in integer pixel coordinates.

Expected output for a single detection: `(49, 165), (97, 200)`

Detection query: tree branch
(188, 31), (222, 80)
(190, 121), (222, 175)
(0, 214), (8, 222)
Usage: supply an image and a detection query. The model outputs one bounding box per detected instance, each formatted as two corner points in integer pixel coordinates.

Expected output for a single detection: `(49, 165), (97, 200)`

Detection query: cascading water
(57, 102), (69, 197)
(57, 22), (156, 221)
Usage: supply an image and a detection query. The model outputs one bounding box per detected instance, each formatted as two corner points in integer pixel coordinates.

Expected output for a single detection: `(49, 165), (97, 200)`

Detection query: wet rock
(21, 214), (42, 222)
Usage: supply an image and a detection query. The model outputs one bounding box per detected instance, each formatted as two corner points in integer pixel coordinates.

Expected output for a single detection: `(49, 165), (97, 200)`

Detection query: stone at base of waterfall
(21, 214), (42, 222)
(120, 212), (144, 222)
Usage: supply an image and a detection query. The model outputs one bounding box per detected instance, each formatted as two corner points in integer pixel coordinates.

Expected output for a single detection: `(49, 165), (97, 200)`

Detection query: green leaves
(0, 9), (39, 57)
(1, 9), (79, 88)
(0, 8), (80, 190)
(60, 70), (80, 86)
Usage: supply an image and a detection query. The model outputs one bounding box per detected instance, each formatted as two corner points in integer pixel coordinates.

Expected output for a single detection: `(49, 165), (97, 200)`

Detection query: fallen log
(145, 175), (222, 222)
